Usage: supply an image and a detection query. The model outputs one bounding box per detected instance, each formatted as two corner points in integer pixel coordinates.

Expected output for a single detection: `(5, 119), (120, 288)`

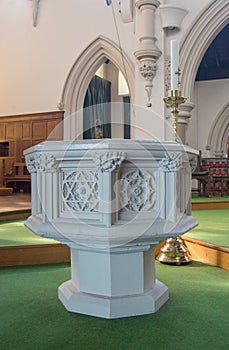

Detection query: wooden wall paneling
(4, 122), (17, 162)
(32, 120), (46, 140)
(22, 140), (33, 152)
(9, 140), (15, 158)
(5, 122), (15, 140)
(32, 139), (44, 147)
(22, 121), (32, 139)
(15, 122), (22, 162)
(21, 121), (32, 162)
(0, 111), (64, 180)
(46, 119), (62, 140)
(5, 122), (16, 163)
(0, 124), (6, 139)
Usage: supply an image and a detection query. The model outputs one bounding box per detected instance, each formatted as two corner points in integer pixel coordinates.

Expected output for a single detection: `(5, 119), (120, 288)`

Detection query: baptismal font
(24, 137), (197, 318)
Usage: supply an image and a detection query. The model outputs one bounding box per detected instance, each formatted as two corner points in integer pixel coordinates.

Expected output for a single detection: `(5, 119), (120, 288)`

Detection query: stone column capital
(178, 102), (195, 125)
(135, 0), (160, 11)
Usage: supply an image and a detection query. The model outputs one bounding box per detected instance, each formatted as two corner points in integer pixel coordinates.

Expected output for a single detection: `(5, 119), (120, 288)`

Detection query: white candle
(170, 40), (179, 90)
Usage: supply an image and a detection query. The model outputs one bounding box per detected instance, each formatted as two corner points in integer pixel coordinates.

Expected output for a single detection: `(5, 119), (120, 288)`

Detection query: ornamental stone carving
(62, 170), (99, 212)
(139, 59), (157, 81)
(57, 101), (65, 111)
(25, 154), (37, 173)
(164, 55), (171, 93)
(188, 155), (197, 173)
(119, 169), (156, 211)
(159, 152), (182, 172)
(25, 152), (58, 173)
(36, 153), (58, 172)
(214, 150), (224, 158)
(94, 151), (126, 173)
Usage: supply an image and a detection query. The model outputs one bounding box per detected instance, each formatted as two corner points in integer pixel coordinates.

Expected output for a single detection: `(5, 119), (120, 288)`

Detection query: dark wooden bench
(4, 163), (31, 192)
(192, 151), (210, 196)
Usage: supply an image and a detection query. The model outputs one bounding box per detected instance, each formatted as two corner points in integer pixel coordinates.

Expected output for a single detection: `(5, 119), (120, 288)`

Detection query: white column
(134, 0), (161, 104)
(178, 102), (195, 143)
(140, 2), (155, 38)
(103, 172), (112, 227)
(166, 172), (177, 222)
(45, 172), (53, 221)
(37, 172), (42, 214)
(53, 172), (59, 219)
(41, 172), (47, 222)
(31, 173), (38, 216)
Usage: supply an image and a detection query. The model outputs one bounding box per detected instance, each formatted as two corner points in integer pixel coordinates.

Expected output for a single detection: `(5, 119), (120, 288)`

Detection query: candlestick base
(157, 236), (192, 265)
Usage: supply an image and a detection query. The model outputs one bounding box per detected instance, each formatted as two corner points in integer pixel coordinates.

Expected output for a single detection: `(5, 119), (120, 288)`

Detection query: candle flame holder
(164, 90), (186, 142)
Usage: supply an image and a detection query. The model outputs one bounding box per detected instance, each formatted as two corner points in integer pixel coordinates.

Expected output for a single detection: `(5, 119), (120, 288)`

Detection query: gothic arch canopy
(206, 102), (229, 157)
(180, 0), (229, 103)
(59, 36), (134, 140)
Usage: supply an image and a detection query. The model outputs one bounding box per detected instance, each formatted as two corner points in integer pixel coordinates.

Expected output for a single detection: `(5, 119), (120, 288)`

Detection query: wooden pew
(4, 162), (31, 192)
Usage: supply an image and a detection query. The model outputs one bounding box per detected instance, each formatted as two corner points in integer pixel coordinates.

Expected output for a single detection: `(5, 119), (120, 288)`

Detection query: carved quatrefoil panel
(119, 169), (156, 212)
(62, 171), (99, 212)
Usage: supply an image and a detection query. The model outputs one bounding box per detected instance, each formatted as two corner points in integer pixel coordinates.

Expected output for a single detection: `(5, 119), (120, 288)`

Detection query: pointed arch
(59, 36), (134, 140)
(206, 102), (229, 157)
(180, 0), (229, 103)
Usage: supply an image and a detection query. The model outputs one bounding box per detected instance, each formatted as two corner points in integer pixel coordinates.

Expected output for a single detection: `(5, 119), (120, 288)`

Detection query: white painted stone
(58, 279), (168, 319)
(24, 139), (198, 318)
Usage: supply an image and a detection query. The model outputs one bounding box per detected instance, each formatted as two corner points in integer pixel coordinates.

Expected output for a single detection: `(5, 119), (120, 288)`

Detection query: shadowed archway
(59, 36), (134, 140)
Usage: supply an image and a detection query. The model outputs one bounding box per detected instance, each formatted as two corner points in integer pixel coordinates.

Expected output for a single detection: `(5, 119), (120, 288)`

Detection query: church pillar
(134, 0), (161, 105)
(177, 102), (195, 143)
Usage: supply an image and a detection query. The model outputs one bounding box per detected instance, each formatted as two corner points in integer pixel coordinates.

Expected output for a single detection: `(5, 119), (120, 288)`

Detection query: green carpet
(185, 209), (229, 248)
(1, 209), (229, 248)
(0, 220), (56, 246)
(192, 195), (229, 202)
(0, 262), (228, 350)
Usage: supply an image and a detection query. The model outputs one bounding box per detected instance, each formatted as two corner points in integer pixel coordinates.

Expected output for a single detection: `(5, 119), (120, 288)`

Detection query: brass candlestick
(157, 89), (192, 265)
(164, 90), (186, 142)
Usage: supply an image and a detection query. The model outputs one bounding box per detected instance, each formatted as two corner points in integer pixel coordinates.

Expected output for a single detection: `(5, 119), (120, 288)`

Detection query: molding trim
(159, 5), (188, 31)
(180, 0), (229, 103)
(206, 102), (229, 157)
(59, 36), (135, 140)
(119, 0), (134, 23)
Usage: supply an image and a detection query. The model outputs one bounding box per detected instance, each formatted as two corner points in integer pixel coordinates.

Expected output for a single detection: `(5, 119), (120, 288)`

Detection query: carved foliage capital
(94, 151), (127, 173)
(36, 153), (58, 172)
(25, 152), (58, 173)
(188, 155), (197, 173)
(25, 154), (37, 173)
(159, 152), (182, 172)
(139, 59), (157, 81)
